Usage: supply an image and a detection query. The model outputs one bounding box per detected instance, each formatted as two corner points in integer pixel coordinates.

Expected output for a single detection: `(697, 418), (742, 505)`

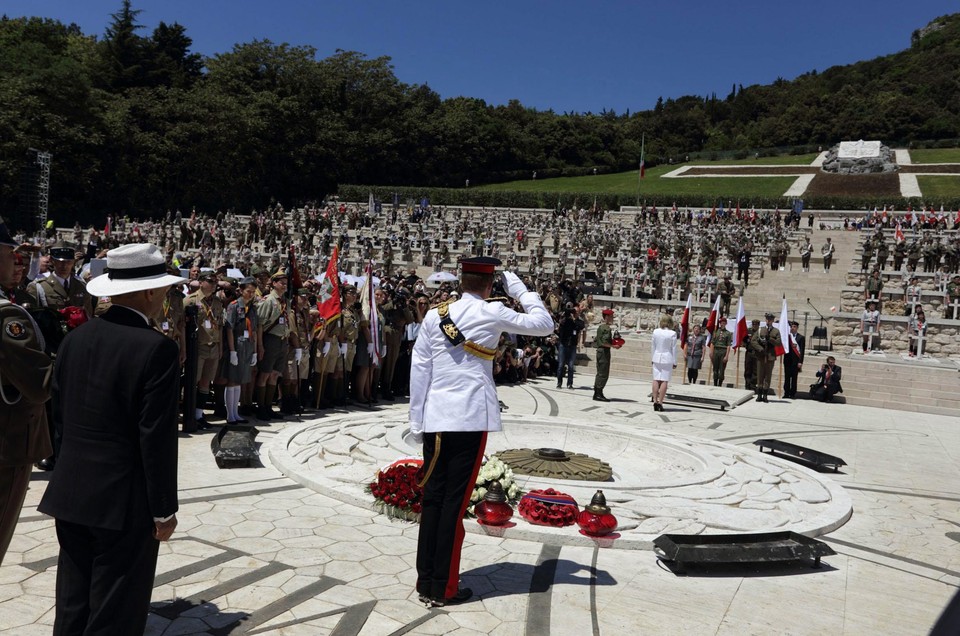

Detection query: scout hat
(461, 256), (501, 275)
(87, 243), (187, 296)
(0, 217), (16, 248)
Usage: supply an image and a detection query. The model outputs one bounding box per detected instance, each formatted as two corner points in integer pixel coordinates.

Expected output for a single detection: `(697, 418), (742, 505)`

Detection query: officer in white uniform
(410, 256), (554, 607)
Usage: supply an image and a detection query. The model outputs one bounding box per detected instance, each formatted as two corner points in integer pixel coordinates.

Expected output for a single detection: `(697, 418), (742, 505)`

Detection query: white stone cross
(948, 298), (960, 320)
(910, 330), (927, 358)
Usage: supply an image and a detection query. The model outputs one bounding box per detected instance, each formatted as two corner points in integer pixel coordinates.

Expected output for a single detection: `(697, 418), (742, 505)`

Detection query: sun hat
(87, 243), (187, 296)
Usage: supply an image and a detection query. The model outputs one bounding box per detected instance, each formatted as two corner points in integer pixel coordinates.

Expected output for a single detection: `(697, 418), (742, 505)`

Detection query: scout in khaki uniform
(184, 271), (223, 428)
(0, 218), (52, 565)
(340, 286), (361, 398)
(711, 316), (732, 386)
(743, 319), (760, 390)
(281, 290), (312, 413)
(255, 269), (292, 420)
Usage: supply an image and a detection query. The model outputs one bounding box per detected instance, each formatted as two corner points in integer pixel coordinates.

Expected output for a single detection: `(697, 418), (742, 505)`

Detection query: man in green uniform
(593, 308), (620, 401)
(743, 318), (760, 390)
(945, 274), (960, 319)
(255, 269), (292, 419)
(711, 316), (732, 387)
(0, 218), (52, 565)
(749, 312), (780, 402)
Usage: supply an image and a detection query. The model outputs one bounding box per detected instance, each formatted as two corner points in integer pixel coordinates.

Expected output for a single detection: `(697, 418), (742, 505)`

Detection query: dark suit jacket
(39, 305), (180, 531)
(785, 333), (805, 368)
(815, 364), (842, 393)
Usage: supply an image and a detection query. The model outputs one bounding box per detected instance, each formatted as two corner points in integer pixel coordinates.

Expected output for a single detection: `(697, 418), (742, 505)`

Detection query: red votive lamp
(577, 490), (618, 537)
(474, 480), (514, 526)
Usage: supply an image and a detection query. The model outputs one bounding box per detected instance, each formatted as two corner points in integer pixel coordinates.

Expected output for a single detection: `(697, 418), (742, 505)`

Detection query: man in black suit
(39, 243), (186, 635)
(782, 320), (805, 399)
(811, 356), (842, 402)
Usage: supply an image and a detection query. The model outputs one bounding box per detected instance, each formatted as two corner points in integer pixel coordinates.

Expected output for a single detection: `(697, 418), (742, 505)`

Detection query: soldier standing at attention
(711, 316), (732, 387)
(0, 218), (52, 565)
(410, 257), (553, 608)
(743, 318), (761, 391)
(799, 238), (812, 272)
(593, 308), (621, 401)
(821, 238), (835, 273)
(749, 312), (780, 402)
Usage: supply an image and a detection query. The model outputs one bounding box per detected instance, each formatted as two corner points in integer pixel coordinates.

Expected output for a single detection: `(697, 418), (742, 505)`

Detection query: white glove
(295, 348), (303, 362)
(339, 343), (348, 356)
(502, 271), (528, 300)
(230, 351), (239, 366)
(322, 342), (331, 356)
(250, 353), (258, 366)
(367, 343), (375, 357)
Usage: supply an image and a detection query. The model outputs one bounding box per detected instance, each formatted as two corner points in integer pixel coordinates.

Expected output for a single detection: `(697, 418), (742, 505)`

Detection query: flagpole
(777, 357), (783, 399)
(735, 348), (740, 389)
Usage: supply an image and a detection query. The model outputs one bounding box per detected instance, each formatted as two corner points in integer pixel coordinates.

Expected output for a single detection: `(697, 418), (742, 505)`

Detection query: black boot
(213, 384), (227, 418)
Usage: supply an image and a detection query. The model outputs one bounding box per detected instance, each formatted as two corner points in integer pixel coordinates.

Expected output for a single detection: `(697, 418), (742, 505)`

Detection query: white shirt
(409, 290), (553, 442)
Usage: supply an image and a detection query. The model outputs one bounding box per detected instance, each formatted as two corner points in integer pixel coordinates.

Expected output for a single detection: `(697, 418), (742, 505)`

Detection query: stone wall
(829, 317), (960, 355)
(821, 143), (898, 174)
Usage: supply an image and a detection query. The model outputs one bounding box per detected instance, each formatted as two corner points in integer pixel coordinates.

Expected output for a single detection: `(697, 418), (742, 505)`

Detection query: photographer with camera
(556, 302), (584, 389)
(811, 356), (843, 402)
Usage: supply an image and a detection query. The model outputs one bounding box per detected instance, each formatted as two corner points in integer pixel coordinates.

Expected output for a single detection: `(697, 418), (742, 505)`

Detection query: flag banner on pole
(104, 216), (111, 237)
(679, 294), (691, 350)
(705, 295), (721, 345)
(895, 222), (905, 244)
(730, 297), (747, 349)
(361, 260), (382, 367)
(317, 246), (341, 322)
(775, 297), (795, 357)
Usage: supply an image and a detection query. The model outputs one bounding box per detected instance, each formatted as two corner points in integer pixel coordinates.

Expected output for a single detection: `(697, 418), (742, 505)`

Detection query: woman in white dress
(650, 314), (678, 411)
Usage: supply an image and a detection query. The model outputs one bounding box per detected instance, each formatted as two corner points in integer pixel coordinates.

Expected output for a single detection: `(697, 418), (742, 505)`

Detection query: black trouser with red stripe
(416, 430), (486, 601)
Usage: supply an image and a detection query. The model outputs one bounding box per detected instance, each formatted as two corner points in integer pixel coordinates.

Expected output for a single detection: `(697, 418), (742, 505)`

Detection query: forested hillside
(2, 2), (959, 222)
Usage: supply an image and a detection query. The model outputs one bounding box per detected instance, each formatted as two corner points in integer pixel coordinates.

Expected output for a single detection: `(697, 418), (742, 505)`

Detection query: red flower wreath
(518, 488), (579, 528)
(367, 458), (424, 521)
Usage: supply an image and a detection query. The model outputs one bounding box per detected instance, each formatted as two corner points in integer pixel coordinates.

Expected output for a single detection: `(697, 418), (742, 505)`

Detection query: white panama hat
(86, 243), (187, 296)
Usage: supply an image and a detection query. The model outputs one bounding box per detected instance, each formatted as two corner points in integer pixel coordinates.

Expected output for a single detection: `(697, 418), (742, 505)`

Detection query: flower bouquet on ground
(518, 488), (579, 527)
(367, 458), (424, 522)
(467, 456), (522, 517)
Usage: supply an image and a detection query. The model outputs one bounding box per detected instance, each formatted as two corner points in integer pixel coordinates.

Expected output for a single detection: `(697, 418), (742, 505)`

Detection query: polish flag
(679, 294), (691, 351)
(895, 222), (905, 244)
(775, 297), (797, 357)
(730, 297), (748, 349)
(705, 294), (722, 345)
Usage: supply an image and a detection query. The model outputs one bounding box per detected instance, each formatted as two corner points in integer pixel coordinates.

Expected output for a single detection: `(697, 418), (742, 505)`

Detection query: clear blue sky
(4, 0), (956, 113)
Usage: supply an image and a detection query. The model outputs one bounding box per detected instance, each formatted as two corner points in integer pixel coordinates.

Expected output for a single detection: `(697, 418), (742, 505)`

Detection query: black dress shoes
(36, 456), (56, 471)
(430, 587), (473, 608)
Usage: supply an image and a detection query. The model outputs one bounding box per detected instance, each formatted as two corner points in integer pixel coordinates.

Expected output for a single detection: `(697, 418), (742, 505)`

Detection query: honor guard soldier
(743, 318), (761, 390)
(711, 316), (732, 387)
(893, 240), (907, 271)
(749, 312), (780, 402)
(821, 238), (835, 273)
(255, 269), (293, 420)
(184, 271), (222, 428)
(593, 308), (618, 401)
(799, 238), (812, 272)
(27, 243), (93, 318)
(0, 218), (53, 565)
(410, 257), (553, 608)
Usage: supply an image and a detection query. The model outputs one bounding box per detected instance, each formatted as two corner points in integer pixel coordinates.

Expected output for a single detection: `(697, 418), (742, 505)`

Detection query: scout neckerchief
(200, 293), (218, 330)
(237, 298), (253, 339)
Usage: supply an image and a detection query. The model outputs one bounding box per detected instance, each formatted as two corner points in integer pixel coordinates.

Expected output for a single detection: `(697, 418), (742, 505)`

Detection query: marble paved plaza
(3, 374), (959, 635)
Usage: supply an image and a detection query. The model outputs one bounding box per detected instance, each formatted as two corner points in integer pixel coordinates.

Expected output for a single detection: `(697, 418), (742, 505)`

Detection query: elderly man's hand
(154, 515), (177, 542)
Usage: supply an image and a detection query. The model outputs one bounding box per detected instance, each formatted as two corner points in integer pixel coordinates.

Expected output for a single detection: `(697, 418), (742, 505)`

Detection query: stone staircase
(576, 331), (960, 418)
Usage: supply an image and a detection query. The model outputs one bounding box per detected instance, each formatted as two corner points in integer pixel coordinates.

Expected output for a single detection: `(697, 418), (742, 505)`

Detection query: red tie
(826, 369), (832, 382)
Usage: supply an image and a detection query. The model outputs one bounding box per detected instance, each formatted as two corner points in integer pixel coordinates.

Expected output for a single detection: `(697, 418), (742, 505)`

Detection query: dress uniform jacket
(0, 297), (53, 565)
(409, 290), (553, 441)
(27, 274), (93, 318)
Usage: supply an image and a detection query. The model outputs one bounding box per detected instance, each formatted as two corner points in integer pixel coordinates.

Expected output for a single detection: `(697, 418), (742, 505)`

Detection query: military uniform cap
(271, 268), (287, 280)
(50, 242), (76, 261)
(461, 256), (501, 275)
(764, 311), (775, 319)
(601, 308), (614, 316)
(198, 271), (218, 283)
(239, 276), (257, 286)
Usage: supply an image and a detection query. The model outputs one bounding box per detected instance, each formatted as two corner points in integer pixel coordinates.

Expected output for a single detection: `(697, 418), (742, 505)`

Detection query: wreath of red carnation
(366, 458), (424, 521)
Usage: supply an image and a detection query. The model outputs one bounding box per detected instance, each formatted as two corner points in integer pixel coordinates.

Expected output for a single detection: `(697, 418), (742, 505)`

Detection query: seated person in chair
(811, 356), (842, 402)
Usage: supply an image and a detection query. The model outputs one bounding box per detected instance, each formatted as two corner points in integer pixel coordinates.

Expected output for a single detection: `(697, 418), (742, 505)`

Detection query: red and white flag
(895, 222), (905, 244)
(317, 246), (341, 322)
(705, 294), (721, 345)
(679, 294), (691, 351)
(775, 297), (798, 357)
(730, 297), (748, 349)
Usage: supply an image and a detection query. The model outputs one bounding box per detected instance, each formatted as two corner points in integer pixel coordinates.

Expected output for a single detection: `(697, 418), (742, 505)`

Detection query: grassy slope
(916, 176), (960, 199)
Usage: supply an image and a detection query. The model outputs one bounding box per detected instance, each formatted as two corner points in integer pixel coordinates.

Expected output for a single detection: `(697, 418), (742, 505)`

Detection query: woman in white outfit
(650, 314), (678, 411)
